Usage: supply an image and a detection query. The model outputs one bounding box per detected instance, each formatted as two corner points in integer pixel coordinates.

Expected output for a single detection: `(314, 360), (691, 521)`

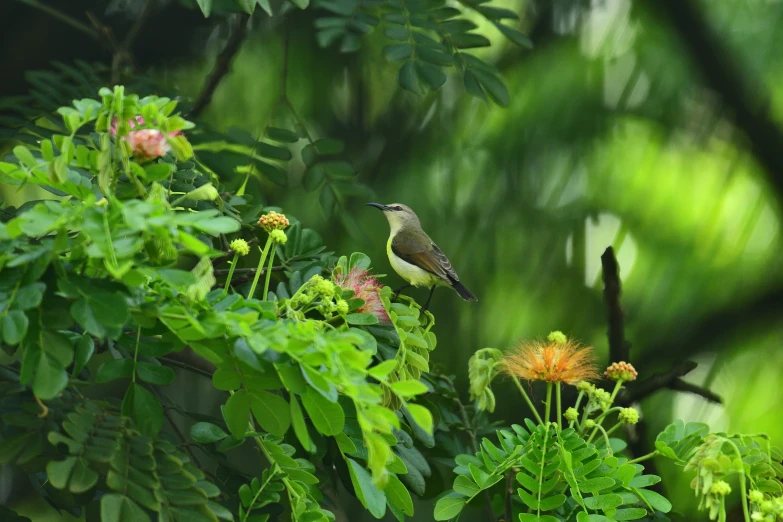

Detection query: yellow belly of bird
(387, 237), (446, 288)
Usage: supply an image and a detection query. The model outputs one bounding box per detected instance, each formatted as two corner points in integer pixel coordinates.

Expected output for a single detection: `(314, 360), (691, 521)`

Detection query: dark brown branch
(601, 247), (629, 363)
(190, 13), (251, 118)
(649, 0), (783, 198)
(618, 360), (722, 405)
(163, 348), (216, 378)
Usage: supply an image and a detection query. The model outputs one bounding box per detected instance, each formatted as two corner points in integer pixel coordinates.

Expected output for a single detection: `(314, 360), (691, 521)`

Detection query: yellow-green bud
(336, 299), (349, 315)
(604, 361), (638, 382)
(592, 388), (612, 409)
(230, 238), (250, 256)
(576, 381), (594, 393)
(749, 490), (764, 503)
(584, 419), (595, 429)
(564, 407), (579, 422)
(618, 408), (639, 425)
(547, 331), (568, 344)
(187, 183), (219, 201)
(270, 229), (287, 244)
(760, 500), (774, 513)
(316, 279), (335, 298)
(710, 480), (731, 496)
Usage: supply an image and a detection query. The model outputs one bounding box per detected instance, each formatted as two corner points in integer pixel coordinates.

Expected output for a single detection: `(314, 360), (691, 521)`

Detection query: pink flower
(331, 266), (391, 325)
(110, 115), (182, 138)
(124, 129), (170, 160)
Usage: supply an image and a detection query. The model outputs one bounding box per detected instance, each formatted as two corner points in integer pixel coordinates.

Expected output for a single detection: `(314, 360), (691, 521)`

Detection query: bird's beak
(365, 202), (388, 211)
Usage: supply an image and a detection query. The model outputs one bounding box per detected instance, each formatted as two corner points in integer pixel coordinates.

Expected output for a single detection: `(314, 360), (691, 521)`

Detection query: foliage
(0, 86), (447, 521)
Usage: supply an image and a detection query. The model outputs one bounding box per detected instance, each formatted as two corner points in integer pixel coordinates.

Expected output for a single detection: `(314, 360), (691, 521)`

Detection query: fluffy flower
(124, 129), (170, 160)
(258, 211), (290, 232)
(604, 361), (638, 382)
(331, 266), (390, 325)
(500, 338), (599, 384)
(230, 239), (250, 256)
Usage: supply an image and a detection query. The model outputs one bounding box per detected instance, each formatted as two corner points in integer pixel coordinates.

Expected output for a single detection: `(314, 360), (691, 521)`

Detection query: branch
(14, 0), (101, 43)
(162, 348), (216, 378)
(618, 360), (722, 405)
(649, 0), (783, 198)
(190, 13), (251, 118)
(601, 247), (629, 363)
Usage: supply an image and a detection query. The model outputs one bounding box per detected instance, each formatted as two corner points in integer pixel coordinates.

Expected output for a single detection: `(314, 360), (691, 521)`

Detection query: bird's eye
(394, 206), (403, 211)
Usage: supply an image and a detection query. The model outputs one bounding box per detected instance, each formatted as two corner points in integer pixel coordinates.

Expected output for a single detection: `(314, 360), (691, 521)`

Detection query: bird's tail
(451, 280), (478, 302)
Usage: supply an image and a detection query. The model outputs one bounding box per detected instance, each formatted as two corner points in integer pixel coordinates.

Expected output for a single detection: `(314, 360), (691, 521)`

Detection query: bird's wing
(391, 231), (459, 282)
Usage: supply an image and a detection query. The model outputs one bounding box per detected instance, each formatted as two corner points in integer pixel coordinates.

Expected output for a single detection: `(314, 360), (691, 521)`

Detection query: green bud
(576, 381), (594, 393)
(316, 279), (335, 298)
(229, 238), (250, 256)
(187, 183), (219, 201)
(270, 229), (287, 244)
(709, 480), (731, 496)
(584, 419), (595, 429)
(336, 299), (349, 315)
(749, 490), (764, 503)
(618, 407), (639, 425)
(564, 407), (579, 422)
(547, 330), (568, 344)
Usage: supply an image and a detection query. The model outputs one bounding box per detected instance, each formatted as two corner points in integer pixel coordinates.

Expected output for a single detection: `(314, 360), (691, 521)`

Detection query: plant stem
(604, 421), (623, 438)
(569, 390), (585, 429)
(223, 252), (239, 295)
(512, 377), (544, 425)
(625, 451), (658, 465)
(544, 382), (552, 426)
(608, 379), (624, 403)
(262, 243), (277, 301)
(556, 383), (562, 431)
(248, 237), (273, 300)
(131, 327), (141, 383)
(726, 440), (751, 522)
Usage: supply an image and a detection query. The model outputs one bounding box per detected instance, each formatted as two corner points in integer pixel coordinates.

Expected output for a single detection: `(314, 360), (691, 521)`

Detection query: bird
(366, 202), (477, 310)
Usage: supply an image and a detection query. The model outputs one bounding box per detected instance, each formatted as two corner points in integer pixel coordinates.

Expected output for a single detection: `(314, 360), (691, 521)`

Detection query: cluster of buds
(605, 361), (638, 382)
(564, 407), (579, 423)
(287, 275), (350, 320)
(258, 211), (290, 232)
(750, 492), (783, 522)
(270, 229), (287, 244)
(547, 330), (568, 344)
(618, 407), (639, 425)
(230, 239), (250, 257)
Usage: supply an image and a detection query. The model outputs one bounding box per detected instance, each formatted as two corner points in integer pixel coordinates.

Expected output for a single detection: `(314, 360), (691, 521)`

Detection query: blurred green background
(2, 0), (783, 520)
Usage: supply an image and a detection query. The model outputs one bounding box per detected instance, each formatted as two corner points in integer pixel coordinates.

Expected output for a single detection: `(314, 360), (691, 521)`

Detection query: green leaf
(15, 283), (45, 310)
(289, 0), (309, 8)
(301, 389), (344, 436)
(368, 360), (397, 380)
(135, 362), (175, 385)
(416, 61), (447, 90)
(192, 216), (240, 235)
(34, 352), (68, 400)
(2, 310), (28, 344)
(389, 380), (428, 398)
(398, 61), (421, 94)
(128, 383), (163, 436)
(473, 69), (509, 106)
(191, 422), (229, 443)
(433, 495), (466, 520)
(346, 313), (379, 325)
(346, 458), (386, 518)
(583, 493), (624, 510)
(68, 458), (99, 493)
(634, 488), (671, 513)
(213, 368), (242, 391)
(613, 508), (648, 521)
(96, 359), (134, 383)
(405, 404), (433, 434)
(578, 477), (615, 493)
(224, 389), (250, 439)
(101, 493), (151, 522)
(290, 394), (315, 452)
(73, 335), (94, 376)
(47, 457), (76, 489)
(195, 0), (212, 17)
(384, 474), (413, 516)
(267, 129), (298, 144)
(384, 43), (413, 61)
(453, 475), (480, 496)
(250, 391), (291, 436)
(303, 165), (325, 191)
(495, 23), (533, 48)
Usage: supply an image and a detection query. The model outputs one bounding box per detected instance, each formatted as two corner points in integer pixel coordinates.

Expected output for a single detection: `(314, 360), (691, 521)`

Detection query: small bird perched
(366, 202), (477, 310)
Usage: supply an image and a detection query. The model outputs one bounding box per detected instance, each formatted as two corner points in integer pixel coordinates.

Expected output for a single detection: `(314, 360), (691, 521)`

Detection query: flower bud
(316, 279), (335, 298)
(186, 183), (219, 201)
(576, 381), (594, 393)
(749, 490), (764, 503)
(604, 361), (638, 382)
(336, 299), (349, 315)
(270, 229), (287, 244)
(258, 211), (290, 232)
(230, 239), (250, 256)
(618, 407), (639, 425)
(124, 129), (170, 160)
(564, 407), (579, 422)
(584, 419), (595, 429)
(709, 480), (731, 496)
(547, 331), (567, 344)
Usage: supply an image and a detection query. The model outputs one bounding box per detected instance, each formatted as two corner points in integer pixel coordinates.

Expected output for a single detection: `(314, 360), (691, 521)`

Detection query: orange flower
(501, 338), (599, 384)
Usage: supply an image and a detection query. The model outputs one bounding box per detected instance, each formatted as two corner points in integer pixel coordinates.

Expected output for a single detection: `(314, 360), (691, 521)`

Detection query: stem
(512, 377), (544, 425)
(14, 0), (101, 42)
(223, 252), (239, 295)
(604, 421), (623, 438)
(544, 383), (552, 426)
(726, 440), (751, 522)
(536, 419), (552, 517)
(569, 390), (585, 429)
(248, 237), (273, 300)
(608, 379), (625, 403)
(556, 383), (562, 431)
(625, 451), (659, 465)
(262, 243), (277, 301)
(131, 327), (141, 383)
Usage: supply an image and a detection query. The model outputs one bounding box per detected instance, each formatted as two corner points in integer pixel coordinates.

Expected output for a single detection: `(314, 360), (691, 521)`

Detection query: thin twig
(601, 247), (629, 363)
(618, 360), (722, 405)
(191, 13), (251, 117)
(153, 388), (205, 470)
(162, 350), (216, 378)
(14, 0), (101, 42)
